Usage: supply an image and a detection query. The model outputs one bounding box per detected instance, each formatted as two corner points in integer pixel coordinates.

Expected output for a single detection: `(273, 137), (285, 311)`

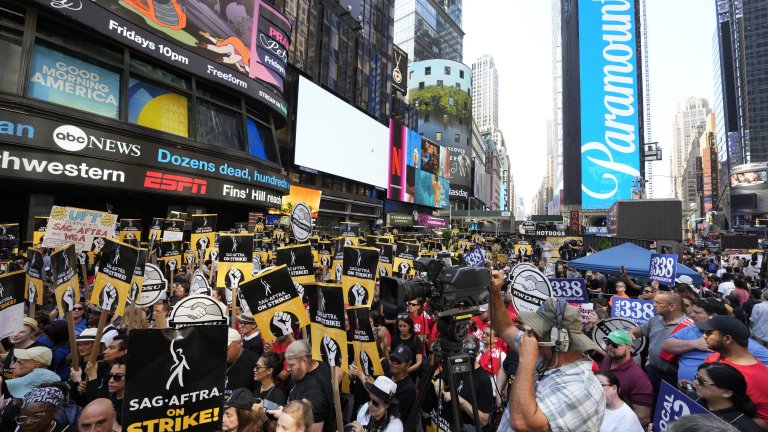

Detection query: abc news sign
(0, 109), (284, 207)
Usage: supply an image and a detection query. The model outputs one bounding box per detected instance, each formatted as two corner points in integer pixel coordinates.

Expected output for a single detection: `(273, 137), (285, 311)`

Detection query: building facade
(470, 55), (499, 131)
(671, 97), (711, 199)
(393, 0), (464, 63)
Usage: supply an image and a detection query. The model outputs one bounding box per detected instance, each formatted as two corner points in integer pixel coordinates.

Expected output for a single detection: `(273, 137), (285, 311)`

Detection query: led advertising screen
(295, 76), (389, 188)
(578, 0), (641, 209)
(32, 0), (289, 117)
(387, 120), (449, 208)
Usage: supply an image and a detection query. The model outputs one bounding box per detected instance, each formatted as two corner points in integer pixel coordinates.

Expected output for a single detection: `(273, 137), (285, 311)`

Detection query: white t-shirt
(719, 281), (736, 297)
(356, 403), (404, 432)
(542, 242), (553, 258)
(599, 403), (644, 432)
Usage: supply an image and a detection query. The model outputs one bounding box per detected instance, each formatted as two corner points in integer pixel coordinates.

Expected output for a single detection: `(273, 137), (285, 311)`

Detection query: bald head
(79, 398), (115, 432)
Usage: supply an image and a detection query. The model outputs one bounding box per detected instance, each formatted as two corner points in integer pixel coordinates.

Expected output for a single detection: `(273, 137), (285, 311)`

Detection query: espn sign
(144, 171), (207, 195)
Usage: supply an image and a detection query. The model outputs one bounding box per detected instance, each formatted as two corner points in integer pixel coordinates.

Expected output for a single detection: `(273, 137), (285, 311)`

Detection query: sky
(462, 0), (717, 211)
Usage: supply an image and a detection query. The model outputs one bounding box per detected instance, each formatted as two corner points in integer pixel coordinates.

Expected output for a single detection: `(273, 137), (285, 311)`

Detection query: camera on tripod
(379, 253), (490, 349)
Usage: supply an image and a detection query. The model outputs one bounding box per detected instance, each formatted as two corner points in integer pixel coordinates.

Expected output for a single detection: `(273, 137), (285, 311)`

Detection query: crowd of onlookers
(2, 240), (768, 431)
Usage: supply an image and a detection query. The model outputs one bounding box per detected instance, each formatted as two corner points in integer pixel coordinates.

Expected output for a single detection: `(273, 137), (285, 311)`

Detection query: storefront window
(196, 99), (243, 150)
(27, 44), (121, 119)
(247, 117), (280, 164)
(130, 57), (190, 91)
(128, 77), (189, 137)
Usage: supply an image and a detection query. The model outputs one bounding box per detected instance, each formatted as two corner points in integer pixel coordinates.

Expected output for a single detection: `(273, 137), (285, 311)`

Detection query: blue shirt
(669, 326), (768, 381)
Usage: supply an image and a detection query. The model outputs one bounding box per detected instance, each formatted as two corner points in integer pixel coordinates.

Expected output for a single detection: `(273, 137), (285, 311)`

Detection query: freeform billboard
(33, 0), (290, 118)
(578, 0), (641, 209)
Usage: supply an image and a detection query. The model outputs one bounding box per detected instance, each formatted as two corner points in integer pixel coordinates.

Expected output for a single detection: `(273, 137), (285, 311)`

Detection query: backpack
(708, 262), (718, 273)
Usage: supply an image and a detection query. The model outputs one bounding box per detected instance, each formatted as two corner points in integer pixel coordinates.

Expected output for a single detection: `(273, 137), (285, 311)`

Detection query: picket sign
(464, 248), (485, 267)
(652, 381), (713, 431)
(612, 297), (655, 325)
(649, 253), (677, 285)
(548, 278), (588, 303)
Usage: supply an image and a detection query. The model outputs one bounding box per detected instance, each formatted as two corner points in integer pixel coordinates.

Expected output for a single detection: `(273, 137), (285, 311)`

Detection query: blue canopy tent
(568, 242), (702, 285)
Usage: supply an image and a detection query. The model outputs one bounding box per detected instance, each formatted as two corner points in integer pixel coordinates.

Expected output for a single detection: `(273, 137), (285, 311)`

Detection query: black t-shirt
(390, 334), (423, 364)
(254, 382), (287, 406)
(426, 366), (495, 431)
(243, 333), (264, 357)
(393, 375), (416, 425)
(711, 407), (763, 432)
(288, 373), (331, 429)
(225, 349), (258, 397)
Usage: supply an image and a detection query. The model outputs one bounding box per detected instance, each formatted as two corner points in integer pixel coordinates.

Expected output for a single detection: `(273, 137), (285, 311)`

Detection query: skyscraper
(471, 55), (499, 131)
(715, 0), (768, 168)
(394, 0), (464, 63)
(671, 97), (711, 199)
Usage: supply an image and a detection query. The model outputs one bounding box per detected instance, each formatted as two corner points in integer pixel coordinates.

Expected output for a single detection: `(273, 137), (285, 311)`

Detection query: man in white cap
(3, 346), (61, 398)
(225, 327), (258, 397)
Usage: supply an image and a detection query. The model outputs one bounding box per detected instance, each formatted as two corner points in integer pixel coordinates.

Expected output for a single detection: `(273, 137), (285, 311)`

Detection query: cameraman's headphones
(549, 298), (570, 352)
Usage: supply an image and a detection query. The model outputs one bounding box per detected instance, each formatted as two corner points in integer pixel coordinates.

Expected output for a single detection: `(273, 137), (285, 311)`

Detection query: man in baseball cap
(598, 330), (653, 426)
(6, 346), (61, 398)
(489, 270), (605, 432)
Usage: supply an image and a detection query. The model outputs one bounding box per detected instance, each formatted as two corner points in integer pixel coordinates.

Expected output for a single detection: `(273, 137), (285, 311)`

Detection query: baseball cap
(389, 345), (412, 363)
(224, 388), (257, 410)
(227, 328), (242, 347)
(14, 346), (53, 366)
(604, 330), (632, 347)
(284, 339), (311, 360)
(519, 298), (597, 351)
(675, 275), (694, 286)
(238, 312), (256, 324)
(695, 316), (750, 341)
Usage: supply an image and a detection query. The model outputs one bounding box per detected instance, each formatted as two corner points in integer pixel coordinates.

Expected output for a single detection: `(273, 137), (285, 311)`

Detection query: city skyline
(463, 0), (716, 213)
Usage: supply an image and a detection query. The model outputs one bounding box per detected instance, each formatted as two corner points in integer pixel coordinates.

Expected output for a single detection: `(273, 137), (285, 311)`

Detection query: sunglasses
(603, 340), (621, 349)
(369, 398), (384, 408)
(72, 307), (84, 311)
(694, 374), (713, 387)
(409, 302), (419, 307)
(108, 374), (125, 382)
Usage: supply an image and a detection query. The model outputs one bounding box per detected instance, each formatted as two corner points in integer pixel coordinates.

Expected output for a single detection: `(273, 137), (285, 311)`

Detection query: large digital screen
(32, 0), (289, 117)
(295, 76), (389, 188)
(578, 0), (641, 209)
(28, 45), (121, 119)
(387, 120), (450, 208)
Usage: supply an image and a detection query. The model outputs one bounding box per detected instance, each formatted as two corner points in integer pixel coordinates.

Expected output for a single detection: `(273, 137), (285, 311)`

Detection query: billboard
(295, 76), (389, 188)
(32, 0), (290, 118)
(387, 120), (450, 208)
(578, 0), (641, 209)
(392, 45), (408, 95)
(729, 162), (768, 227)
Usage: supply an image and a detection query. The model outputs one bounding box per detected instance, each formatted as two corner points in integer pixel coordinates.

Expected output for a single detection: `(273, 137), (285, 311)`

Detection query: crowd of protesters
(1, 234), (768, 432)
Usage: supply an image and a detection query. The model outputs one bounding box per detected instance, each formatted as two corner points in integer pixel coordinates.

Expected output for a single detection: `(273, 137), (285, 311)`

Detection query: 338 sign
(612, 297), (655, 325)
(653, 381), (712, 431)
(548, 278), (588, 303)
(649, 253), (677, 285)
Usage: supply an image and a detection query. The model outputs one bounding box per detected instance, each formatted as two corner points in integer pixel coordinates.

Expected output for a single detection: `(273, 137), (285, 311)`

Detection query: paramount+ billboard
(578, 0), (641, 210)
(33, 0), (291, 118)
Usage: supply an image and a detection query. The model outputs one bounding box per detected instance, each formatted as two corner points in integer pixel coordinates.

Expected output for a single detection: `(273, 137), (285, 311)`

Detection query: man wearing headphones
(488, 270), (605, 432)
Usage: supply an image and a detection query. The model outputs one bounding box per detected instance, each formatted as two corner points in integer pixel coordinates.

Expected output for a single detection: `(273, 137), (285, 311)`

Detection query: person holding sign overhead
(488, 270), (606, 432)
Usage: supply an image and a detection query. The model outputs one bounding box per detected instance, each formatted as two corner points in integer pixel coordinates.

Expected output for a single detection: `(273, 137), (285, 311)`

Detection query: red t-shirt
(479, 343), (506, 375)
(411, 312), (432, 337)
(705, 354), (768, 422)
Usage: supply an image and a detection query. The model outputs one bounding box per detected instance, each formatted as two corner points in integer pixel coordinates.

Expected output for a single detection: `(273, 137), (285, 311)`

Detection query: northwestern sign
(578, 0), (641, 210)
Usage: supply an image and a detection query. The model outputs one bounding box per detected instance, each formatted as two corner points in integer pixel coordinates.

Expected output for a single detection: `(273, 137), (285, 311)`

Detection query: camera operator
(489, 270), (606, 431)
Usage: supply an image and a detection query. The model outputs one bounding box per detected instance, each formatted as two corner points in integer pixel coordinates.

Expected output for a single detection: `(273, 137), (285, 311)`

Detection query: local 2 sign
(0, 143), (283, 207)
(0, 108), (289, 193)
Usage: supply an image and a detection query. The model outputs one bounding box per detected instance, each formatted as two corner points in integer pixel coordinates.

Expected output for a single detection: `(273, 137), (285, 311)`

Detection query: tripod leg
(446, 371), (462, 432)
(464, 370), (483, 429)
(406, 361), (438, 432)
